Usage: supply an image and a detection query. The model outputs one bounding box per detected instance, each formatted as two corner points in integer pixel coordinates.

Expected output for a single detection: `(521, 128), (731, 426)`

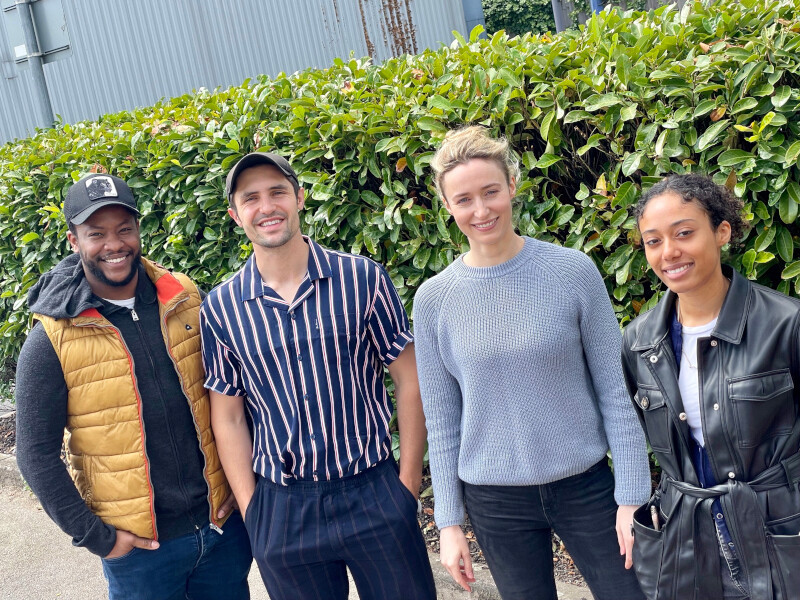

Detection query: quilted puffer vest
(35, 259), (230, 539)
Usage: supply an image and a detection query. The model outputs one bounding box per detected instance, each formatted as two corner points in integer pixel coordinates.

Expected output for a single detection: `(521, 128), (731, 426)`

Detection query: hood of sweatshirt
(27, 253), (102, 320)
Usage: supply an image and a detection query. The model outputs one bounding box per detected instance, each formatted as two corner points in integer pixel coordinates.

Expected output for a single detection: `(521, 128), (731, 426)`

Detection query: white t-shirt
(679, 317), (718, 447)
(102, 296), (136, 310)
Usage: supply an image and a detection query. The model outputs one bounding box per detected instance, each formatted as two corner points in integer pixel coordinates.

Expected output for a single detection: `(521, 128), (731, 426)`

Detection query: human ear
(442, 196), (453, 215)
(716, 220), (732, 247)
(67, 231), (79, 253)
(227, 206), (242, 227)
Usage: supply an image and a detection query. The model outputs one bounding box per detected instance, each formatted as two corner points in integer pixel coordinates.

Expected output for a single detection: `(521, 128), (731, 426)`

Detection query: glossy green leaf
(717, 150), (755, 167)
(772, 86), (792, 108)
(621, 152), (644, 176)
(776, 227), (794, 263)
(779, 191), (799, 224)
(696, 120), (729, 151)
(781, 261), (800, 279)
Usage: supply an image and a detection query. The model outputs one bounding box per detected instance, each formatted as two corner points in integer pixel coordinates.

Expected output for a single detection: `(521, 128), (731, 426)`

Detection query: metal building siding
(0, 0), (468, 143)
(0, 12), (39, 142)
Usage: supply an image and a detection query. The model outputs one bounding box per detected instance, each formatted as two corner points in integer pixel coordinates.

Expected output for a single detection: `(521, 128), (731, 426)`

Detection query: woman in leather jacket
(621, 174), (800, 600)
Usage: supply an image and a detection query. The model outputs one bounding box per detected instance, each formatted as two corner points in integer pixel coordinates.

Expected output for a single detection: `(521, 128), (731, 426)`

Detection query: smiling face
(638, 191), (731, 296)
(67, 205), (141, 300)
(440, 158), (517, 252)
(229, 163), (304, 250)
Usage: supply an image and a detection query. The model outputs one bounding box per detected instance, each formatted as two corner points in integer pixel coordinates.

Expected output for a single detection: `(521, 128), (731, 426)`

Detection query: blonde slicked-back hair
(430, 126), (520, 201)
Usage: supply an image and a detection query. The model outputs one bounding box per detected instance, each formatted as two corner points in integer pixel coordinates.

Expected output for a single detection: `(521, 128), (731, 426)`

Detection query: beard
(82, 249), (141, 289)
(248, 212), (299, 249)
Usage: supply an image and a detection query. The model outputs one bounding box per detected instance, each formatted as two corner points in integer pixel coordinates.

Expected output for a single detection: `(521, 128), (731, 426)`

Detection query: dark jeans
(245, 458), (436, 600)
(719, 543), (750, 599)
(101, 512), (252, 600)
(464, 459), (645, 600)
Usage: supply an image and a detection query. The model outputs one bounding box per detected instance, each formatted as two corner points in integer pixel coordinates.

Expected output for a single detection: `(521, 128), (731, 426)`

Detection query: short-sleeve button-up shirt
(200, 237), (412, 483)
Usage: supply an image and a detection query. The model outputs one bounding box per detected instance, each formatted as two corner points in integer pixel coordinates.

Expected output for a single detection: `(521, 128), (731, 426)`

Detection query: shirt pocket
(305, 311), (361, 340)
(635, 385), (673, 454)
(728, 369), (795, 448)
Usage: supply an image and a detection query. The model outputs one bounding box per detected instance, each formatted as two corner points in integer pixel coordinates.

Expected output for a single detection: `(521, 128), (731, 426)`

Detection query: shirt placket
(288, 283), (321, 481)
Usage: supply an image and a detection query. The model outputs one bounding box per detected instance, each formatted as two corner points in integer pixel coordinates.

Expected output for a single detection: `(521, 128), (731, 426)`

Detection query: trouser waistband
(260, 457), (397, 494)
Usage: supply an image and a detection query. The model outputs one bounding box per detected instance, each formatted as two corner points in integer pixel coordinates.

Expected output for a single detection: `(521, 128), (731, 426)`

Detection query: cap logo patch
(85, 176), (118, 201)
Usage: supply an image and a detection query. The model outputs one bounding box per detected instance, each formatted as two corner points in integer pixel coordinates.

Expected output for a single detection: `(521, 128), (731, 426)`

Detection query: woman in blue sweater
(413, 126), (650, 600)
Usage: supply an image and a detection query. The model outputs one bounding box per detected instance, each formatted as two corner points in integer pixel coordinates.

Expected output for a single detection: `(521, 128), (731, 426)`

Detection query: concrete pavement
(0, 447), (592, 600)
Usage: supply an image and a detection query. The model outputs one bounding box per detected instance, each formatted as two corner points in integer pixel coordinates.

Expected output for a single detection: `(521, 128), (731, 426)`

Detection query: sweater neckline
(451, 237), (534, 279)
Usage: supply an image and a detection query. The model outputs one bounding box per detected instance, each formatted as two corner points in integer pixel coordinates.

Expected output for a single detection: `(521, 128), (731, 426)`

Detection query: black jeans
(464, 459), (644, 600)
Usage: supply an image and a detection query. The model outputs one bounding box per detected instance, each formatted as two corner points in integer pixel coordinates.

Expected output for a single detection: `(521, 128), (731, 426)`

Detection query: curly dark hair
(634, 174), (749, 244)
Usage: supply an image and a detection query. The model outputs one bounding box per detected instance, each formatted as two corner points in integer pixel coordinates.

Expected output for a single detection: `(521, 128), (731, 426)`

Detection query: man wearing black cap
(201, 153), (436, 599)
(15, 173), (252, 600)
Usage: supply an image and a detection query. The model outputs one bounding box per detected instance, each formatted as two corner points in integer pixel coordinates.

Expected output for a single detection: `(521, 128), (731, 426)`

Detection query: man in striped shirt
(200, 152), (436, 600)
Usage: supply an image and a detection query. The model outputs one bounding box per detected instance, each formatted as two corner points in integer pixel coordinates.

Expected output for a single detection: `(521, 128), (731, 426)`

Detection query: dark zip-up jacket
(16, 254), (209, 556)
(621, 265), (800, 600)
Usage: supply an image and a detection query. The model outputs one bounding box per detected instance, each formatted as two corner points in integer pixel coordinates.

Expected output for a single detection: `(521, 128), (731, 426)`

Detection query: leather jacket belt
(663, 451), (800, 600)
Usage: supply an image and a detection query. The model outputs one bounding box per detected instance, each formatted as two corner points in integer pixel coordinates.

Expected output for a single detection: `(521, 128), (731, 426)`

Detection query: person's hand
(240, 491), (255, 522)
(439, 525), (476, 592)
(217, 492), (239, 519)
(616, 504), (637, 569)
(105, 529), (159, 559)
(399, 469), (422, 500)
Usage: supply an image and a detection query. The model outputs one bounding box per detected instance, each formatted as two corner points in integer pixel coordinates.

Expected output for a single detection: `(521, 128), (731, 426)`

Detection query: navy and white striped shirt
(200, 237), (413, 484)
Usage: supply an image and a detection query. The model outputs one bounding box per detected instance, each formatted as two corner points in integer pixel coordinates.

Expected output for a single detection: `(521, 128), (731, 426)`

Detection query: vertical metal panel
(0, 0), (468, 144)
(0, 7), (38, 142)
(461, 0), (486, 35)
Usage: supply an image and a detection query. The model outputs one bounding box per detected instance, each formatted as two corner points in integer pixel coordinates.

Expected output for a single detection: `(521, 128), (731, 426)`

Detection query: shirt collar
(239, 236), (333, 302)
(305, 236), (333, 281)
(630, 264), (749, 351)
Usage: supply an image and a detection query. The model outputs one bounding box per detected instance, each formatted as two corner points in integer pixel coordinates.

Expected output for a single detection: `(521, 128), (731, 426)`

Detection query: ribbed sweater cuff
(610, 447), (653, 506)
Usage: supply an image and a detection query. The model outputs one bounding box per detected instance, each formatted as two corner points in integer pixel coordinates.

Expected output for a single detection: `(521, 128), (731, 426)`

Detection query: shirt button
(310, 433), (316, 440)
(297, 354), (302, 361)
(640, 397), (649, 409)
(710, 340), (718, 347)
(716, 513), (724, 519)
(728, 471), (736, 479)
(649, 355), (658, 363)
(679, 412), (687, 421)
(713, 403), (720, 411)
(303, 394), (309, 401)
(290, 311), (296, 320)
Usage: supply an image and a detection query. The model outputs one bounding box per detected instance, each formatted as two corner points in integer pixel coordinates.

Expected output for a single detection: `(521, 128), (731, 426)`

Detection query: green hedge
(483, 0), (556, 36)
(1, 0), (800, 367)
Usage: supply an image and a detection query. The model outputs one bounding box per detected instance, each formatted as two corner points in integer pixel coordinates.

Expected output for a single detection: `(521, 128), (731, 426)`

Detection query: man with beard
(15, 174), (252, 600)
(200, 153), (436, 599)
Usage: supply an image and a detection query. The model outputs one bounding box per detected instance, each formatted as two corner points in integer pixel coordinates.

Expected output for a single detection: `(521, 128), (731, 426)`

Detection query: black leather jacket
(621, 266), (800, 600)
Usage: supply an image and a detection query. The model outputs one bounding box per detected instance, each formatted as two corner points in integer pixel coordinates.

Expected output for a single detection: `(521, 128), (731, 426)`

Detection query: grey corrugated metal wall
(0, 6), (39, 143)
(0, 0), (469, 145)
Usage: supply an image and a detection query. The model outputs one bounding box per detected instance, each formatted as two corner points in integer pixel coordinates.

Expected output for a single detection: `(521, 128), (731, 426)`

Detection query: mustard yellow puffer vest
(35, 259), (230, 540)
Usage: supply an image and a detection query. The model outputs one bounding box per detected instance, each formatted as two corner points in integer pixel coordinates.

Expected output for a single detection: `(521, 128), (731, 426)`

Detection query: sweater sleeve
(15, 323), (117, 557)
(575, 255), (652, 506)
(413, 281), (466, 529)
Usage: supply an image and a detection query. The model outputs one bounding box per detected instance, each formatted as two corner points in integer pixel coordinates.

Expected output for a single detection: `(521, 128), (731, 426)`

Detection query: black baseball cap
(225, 152), (299, 202)
(64, 174), (140, 225)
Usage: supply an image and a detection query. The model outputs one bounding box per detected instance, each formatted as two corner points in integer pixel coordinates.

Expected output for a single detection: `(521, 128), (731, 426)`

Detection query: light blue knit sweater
(413, 237), (651, 529)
